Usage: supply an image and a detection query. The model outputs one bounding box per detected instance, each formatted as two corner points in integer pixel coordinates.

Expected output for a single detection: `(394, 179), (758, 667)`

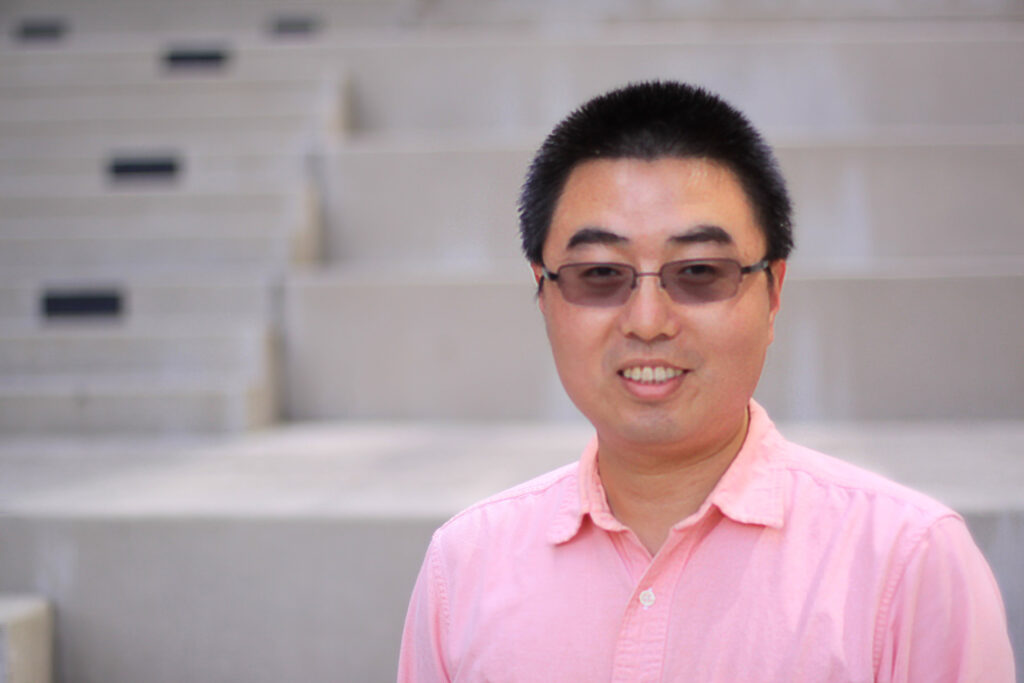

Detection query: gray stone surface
(0, 77), (338, 124)
(320, 136), (1024, 267)
(0, 323), (277, 436)
(4, 24), (1022, 132)
(0, 420), (1020, 681)
(0, 596), (52, 683)
(0, 150), (311, 194)
(327, 24), (1024, 134)
(283, 270), (1024, 421)
(0, 271), (272, 324)
(2, 0), (1022, 41)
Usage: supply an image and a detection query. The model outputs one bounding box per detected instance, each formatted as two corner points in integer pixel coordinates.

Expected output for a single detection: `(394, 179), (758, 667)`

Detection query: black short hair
(518, 81), (793, 265)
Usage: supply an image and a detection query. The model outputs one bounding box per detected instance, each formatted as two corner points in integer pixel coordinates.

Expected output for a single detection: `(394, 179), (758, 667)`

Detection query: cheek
(543, 306), (613, 378)
(705, 307), (774, 382)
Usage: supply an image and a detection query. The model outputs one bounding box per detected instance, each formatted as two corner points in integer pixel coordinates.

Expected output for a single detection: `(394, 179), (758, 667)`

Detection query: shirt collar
(547, 400), (785, 545)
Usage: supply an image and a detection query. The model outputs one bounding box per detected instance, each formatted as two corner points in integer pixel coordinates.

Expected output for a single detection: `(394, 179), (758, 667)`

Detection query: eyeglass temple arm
(741, 259), (771, 275)
(541, 266), (560, 281)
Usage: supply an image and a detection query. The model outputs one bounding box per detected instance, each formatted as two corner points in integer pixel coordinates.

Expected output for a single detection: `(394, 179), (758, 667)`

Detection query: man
(398, 81), (1014, 681)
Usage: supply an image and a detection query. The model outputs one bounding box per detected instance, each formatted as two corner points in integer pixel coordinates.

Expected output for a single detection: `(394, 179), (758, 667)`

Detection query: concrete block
(0, 515), (433, 683)
(778, 139), (1024, 268)
(0, 150), (312, 194)
(327, 24), (1024, 133)
(0, 234), (299, 272)
(0, 596), (52, 683)
(0, 186), (310, 222)
(0, 0), (412, 39)
(0, 273), (273, 325)
(418, 0), (1024, 23)
(0, 35), (347, 85)
(0, 325), (268, 377)
(0, 373), (275, 434)
(2, 23), (1021, 131)
(0, 118), (326, 157)
(0, 185), (321, 266)
(321, 137), (1024, 266)
(323, 138), (531, 263)
(0, 77), (341, 130)
(0, 420), (1019, 681)
(283, 269), (1024, 421)
(282, 267), (561, 420)
(0, 185), (322, 271)
(756, 272), (1024, 420)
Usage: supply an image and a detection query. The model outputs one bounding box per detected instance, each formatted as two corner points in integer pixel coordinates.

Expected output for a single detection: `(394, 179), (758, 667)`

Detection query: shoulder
(774, 436), (958, 520)
(432, 461), (579, 549)
(760, 434), (970, 572)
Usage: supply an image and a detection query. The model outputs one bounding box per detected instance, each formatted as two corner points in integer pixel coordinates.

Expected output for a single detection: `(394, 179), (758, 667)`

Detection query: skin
(531, 157), (786, 555)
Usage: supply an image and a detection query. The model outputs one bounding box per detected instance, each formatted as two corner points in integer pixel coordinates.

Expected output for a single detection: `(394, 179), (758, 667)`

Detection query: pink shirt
(399, 402), (1015, 682)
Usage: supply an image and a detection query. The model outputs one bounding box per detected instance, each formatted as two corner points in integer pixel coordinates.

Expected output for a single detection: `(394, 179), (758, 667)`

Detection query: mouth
(618, 364), (685, 385)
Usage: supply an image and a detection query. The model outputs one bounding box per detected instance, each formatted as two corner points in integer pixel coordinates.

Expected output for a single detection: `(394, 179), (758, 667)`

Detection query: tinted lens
(557, 263), (634, 306)
(662, 259), (741, 303)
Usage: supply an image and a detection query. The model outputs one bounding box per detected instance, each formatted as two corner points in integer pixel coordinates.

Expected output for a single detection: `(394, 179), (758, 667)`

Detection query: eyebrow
(565, 224), (734, 250)
(668, 225), (734, 246)
(566, 227), (627, 250)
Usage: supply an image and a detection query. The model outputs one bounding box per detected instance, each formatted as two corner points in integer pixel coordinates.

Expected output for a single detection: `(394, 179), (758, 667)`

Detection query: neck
(597, 409), (750, 556)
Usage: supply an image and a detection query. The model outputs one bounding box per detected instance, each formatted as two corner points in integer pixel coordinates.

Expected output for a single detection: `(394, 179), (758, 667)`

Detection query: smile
(619, 365), (684, 384)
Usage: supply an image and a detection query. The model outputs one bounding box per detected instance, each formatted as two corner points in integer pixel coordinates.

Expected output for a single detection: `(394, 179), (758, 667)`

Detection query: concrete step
(0, 185), (316, 229)
(0, 372), (275, 434)
(0, 117), (328, 156)
(1, 0), (1021, 45)
(328, 23), (1024, 133)
(0, 419), (1019, 681)
(2, 23), (1021, 130)
(0, 272), (274, 324)
(0, 233), (312, 271)
(0, 0), (411, 39)
(0, 34), (345, 84)
(282, 267), (1024, 421)
(322, 134), (1024, 267)
(415, 1), (1024, 24)
(0, 324), (270, 377)
(0, 596), (52, 683)
(0, 187), (321, 269)
(282, 267), (554, 421)
(0, 150), (313, 194)
(0, 76), (342, 126)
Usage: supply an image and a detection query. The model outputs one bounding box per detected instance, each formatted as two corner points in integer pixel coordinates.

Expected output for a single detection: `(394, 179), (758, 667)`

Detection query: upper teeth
(622, 366), (683, 383)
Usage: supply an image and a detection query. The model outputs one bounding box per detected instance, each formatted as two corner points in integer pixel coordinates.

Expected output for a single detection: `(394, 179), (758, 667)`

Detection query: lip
(616, 361), (689, 400)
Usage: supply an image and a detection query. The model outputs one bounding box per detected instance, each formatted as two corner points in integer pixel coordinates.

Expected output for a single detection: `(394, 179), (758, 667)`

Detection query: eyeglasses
(541, 258), (771, 307)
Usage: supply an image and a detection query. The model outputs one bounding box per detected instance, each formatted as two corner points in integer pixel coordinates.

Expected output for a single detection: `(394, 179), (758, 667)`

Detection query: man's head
(518, 81), (793, 267)
(520, 82), (793, 458)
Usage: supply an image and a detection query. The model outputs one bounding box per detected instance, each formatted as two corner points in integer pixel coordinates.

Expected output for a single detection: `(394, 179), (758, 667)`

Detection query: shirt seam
(436, 463), (578, 534)
(428, 535), (455, 680)
(870, 513), (963, 674)
(778, 460), (958, 521)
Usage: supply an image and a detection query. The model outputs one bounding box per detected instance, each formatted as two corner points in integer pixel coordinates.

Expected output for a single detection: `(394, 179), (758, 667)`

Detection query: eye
(673, 261), (725, 283)
(578, 264), (630, 281)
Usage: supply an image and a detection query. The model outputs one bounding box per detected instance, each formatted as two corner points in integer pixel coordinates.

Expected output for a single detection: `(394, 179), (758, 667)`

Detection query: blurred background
(0, 0), (1021, 680)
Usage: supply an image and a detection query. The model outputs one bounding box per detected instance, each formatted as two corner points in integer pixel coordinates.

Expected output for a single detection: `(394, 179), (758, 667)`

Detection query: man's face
(532, 157), (785, 457)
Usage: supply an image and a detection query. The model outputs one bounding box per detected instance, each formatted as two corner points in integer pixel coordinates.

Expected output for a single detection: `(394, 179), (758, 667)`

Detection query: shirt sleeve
(397, 538), (452, 683)
(875, 515), (1016, 682)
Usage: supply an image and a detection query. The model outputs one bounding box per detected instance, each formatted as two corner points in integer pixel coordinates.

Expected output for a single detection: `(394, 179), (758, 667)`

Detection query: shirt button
(639, 588), (656, 609)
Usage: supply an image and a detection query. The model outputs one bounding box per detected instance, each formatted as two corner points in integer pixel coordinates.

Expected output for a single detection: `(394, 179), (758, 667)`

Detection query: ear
(530, 262), (547, 313)
(766, 260), (786, 342)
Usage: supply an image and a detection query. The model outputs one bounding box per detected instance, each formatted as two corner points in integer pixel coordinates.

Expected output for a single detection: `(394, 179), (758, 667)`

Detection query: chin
(594, 409), (695, 448)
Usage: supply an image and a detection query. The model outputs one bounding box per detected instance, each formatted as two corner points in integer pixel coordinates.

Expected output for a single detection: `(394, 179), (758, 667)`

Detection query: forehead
(546, 157), (765, 258)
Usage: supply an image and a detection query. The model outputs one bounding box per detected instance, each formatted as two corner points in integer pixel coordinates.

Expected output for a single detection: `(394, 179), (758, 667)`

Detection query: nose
(618, 273), (681, 342)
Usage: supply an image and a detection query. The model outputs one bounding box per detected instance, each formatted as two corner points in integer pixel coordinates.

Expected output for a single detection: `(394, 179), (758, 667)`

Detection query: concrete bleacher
(0, 25), (334, 439)
(0, 1), (1021, 681)
(0, 596), (52, 683)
